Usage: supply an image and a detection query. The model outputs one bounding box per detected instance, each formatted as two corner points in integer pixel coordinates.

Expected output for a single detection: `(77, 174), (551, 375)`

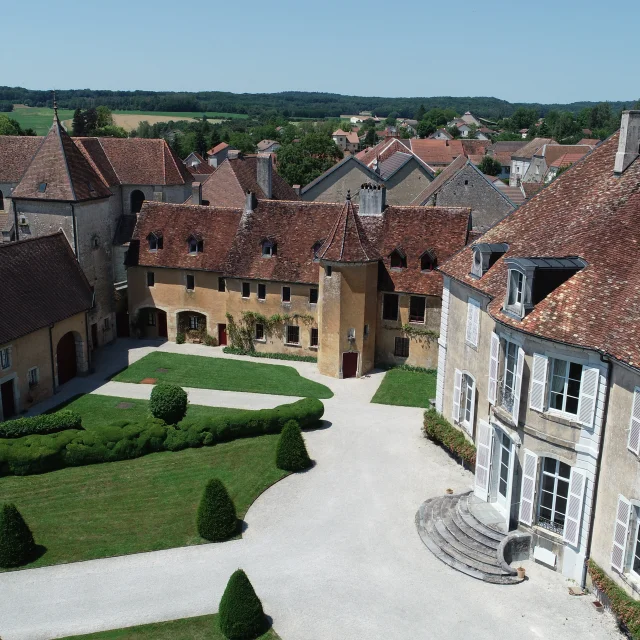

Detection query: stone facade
(302, 158), (382, 203)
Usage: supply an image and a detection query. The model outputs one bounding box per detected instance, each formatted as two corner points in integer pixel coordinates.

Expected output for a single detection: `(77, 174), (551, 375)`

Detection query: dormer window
(390, 249), (407, 270)
(505, 269), (526, 317)
(148, 233), (163, 252)
(471, 243), (508, 278)
(262, 240), (276, 257)
(420, 249), (437, 272)
(312, 240), (325, 262)
(188, 235), (204, 255)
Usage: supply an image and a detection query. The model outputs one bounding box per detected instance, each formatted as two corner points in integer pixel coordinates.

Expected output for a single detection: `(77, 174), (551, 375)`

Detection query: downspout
(70, 203), (79, 258)
(13, 200), (19, 242)
(581, 353), (613, 589)
(48, 324), (57, 393)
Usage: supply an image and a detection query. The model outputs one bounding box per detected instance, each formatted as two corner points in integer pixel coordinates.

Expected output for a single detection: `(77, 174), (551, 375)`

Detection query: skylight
(38, 182), (47, 193)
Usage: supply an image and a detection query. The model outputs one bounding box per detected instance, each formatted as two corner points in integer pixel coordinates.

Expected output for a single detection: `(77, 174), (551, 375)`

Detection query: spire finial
(346, 189), (351, 201)
(53, 90), (58, 120)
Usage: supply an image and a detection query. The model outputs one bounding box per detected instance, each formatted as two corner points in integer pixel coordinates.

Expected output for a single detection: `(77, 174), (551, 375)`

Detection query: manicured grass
(0, 395), (288, 569)
(371, 368), (437, 408)
(114, 352), (333, 399)
(57, 615), (280, 639)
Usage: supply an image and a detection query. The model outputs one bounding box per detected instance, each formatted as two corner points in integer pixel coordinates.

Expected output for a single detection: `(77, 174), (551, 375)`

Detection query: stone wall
(384, 160), (433, 205)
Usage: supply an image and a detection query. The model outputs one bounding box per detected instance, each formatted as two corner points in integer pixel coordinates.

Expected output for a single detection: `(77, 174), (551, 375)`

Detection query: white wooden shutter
(577, 366), (600, 428)
(529, 353), (548, 412)
(452, 369), (462, 423)
(628, 388), (640, 455)
(563, 467), (587, 547)
(474, 420), (493, 501)
(511, 347), (525, 423)
(466, 298), (480, 347)
(488, 332), (500, 405)
(611, 495), (632, 573)
(467, 378), (476, 435)
(519, 449), (538, 525)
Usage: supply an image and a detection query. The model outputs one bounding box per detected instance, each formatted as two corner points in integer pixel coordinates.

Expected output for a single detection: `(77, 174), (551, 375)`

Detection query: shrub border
(223, 347), (317, 363)
(422, 407), (476, 468)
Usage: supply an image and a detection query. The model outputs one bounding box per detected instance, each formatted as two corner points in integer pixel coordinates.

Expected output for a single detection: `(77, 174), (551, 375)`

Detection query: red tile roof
(409, 139), (465, 167)
(0, 232), (93, 344)
(187, 162), (215, 176)
(578, 138), (600, 147)
(439, 132), (640, 369)
(0, 136), (42, 183)
(208, 142), (229, 155)
(512, 137), (556, 159)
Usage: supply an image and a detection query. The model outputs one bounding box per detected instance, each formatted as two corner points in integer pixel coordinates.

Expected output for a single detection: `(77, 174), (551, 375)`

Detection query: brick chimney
(257, 153), (273, 199)
(192, 182), (202, 205)
(358, 182), (386, 216)
(614, 110), (640, 175)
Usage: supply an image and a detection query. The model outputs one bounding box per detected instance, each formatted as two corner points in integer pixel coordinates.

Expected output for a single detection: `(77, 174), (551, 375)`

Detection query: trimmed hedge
(276, 420), (312, 472)
(222, 347), (317, 363)
(588, 560), (640, 638)
(0, 503), (36, 568)
(423, 407), (476, 468)
(0, 410), (82, 439)
(219, 569), (268, 640)
(0, 398), (324, 477)
(197, 479), (238, 542)
(150, 383), (188, 425)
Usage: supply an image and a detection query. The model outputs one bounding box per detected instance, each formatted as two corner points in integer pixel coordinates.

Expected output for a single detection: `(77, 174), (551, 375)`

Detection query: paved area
(2, 343), (620, 640)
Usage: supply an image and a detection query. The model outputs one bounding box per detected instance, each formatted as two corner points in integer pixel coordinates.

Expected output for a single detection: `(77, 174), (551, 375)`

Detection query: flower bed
(422, 407), (476, 468)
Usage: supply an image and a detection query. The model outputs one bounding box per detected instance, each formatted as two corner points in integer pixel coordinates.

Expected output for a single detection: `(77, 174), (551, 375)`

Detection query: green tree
(0, 503), (36, 568)
(277, 133), (343, 186)
(72, 108), (86, 136)
(218, 569), (268, 640)
(0, 115), (22, 135)
(92, 125), (127, 138)
(84, 108), (98, 134)
(228, 132), (256, 154)
(478, 156), (502, 176)
(417, 120), (436, 138)
(385, 111), (399, 126)
(447, 125), (461, 139)
(96, 106), (114, 129)
(197, 479), (238, 542)
(276, 420), (312, 471)
(415, 104), (426, 121)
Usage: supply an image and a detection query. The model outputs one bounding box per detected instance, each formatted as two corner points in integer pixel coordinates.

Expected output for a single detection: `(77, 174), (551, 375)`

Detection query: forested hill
(0, 86), (634, 120)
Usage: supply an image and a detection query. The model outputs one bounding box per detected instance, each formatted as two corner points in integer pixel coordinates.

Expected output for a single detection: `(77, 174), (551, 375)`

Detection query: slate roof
(439, 132), (640, 369)
(130, 199), (470, 295)
(378, 152), (414, 180)
(12, 117), (112, 202)
(0, 232), (93, 345)
(0, 136), (42, 183)
(356, 138), (412, 167)
(198, 156), (298, 206)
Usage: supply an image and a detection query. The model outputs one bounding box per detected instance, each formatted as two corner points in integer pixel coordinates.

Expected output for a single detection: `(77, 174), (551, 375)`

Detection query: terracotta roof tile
(512, 137), (556, 159)
(208, 142), (229, 155)
(409, 139), (465, 166)
(0, 136), (43, 183)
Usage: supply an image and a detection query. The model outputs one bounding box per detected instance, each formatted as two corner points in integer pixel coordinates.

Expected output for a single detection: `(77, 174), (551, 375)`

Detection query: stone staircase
(415, 491), (524, 585)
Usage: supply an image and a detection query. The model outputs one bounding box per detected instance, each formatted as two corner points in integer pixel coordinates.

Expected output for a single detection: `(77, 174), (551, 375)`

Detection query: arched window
(130, 189), (145, 214)
(262, 240), (277, 257)
(389, 249), (407, 270)
(187, 235), (204, 254)
(148, 232), (163, 251)
(421, 250), (437, 272)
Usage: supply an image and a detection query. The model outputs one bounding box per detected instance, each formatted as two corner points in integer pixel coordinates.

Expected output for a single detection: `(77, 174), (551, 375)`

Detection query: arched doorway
(57, 331), (80, 385)
(136, 308), (167, 339)
(130, 189), (145, 214)
(177, 311), (207, 342)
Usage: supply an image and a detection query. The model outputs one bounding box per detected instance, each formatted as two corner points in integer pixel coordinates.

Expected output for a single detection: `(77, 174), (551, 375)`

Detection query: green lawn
(58, 615), (280, 640)
(0, 395), (287, 569)
(371, 369), (437, 409)
(114, 352), (333, 399)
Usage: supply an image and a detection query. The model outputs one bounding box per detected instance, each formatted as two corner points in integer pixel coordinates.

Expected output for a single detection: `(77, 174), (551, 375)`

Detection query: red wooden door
(1, 379), (15, 419)
(218, 324), (227, 346)
(57, 332), (78, 385)
(342, 352), (358, 378)
(157, 311), (168, 338)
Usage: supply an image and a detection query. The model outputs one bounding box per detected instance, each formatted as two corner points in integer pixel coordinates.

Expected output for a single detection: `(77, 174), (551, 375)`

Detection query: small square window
(394, 337), (410, 358)
(286, 325), (300, 344)
(147, 272), (155, 287)
(309, 288), (318, 304)
(186, 274), (195, 291)
(255, 323), (265, 340)
(326, 266), (332, 277)
(282, 286), (291, 303)
(218, 277), (225, 292)
(310, 327), (319, 347)
(464, 180), (469, 185)
(258, 283), (266, 300)
(28, 366), (39, 387)
(242, 282), (251, 298)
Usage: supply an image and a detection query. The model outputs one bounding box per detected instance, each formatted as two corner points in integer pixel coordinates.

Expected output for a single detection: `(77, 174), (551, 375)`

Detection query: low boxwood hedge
(0, 410), (82, 439)
(0, 398), (324, 477)
(423, 407), (476, 468)
(222, 347), (317, 363)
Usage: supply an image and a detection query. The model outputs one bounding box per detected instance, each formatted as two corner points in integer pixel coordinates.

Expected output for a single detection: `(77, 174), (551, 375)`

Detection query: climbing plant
(226, 311), (314, 352)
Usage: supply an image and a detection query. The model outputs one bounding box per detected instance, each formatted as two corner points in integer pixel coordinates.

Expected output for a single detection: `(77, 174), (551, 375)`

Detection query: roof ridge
(55, 117), (77, 201)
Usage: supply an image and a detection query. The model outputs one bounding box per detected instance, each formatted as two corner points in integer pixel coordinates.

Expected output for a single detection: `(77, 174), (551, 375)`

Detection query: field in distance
(9, 105), (247, 134)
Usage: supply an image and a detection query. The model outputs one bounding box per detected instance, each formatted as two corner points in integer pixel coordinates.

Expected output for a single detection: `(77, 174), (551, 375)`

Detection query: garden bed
(371, 368), (437, 408)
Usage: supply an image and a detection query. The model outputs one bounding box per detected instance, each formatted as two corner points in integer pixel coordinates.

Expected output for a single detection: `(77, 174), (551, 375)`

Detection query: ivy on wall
(226, 311), (314, 352)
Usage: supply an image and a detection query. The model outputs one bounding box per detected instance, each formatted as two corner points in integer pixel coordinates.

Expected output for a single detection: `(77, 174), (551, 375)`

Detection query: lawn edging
(422, 407), (476, 469)
(223, 347), (317, 363)
(0, 398), (324, 477)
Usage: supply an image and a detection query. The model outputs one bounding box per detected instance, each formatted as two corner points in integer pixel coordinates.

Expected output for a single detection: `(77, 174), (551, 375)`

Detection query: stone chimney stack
(614, 111), (640, 175)
(358, 183), (386, 216)
(244, 190), (257, 214)
(257, 153), (273, 199)
(228, 149), (242, 160)
(192, 182), (202, 205)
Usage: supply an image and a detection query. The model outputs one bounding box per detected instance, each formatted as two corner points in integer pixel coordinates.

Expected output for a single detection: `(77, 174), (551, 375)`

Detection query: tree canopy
(277, 132), (343, 187)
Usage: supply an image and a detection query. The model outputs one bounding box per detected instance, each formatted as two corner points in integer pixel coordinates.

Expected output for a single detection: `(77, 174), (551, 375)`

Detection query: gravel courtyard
(0, 342), (621, 640)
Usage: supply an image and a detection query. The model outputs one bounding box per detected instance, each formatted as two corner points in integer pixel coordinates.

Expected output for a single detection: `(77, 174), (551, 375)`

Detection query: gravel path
(1, 343), (621, 640)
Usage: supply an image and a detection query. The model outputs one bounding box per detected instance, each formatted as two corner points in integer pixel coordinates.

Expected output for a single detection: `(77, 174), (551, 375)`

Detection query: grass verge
(114, 352), (332, 399)
(371, 368), (436, 408)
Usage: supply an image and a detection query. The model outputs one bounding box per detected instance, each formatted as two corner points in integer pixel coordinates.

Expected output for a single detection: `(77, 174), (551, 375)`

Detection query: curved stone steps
(456, 494), (506, 542)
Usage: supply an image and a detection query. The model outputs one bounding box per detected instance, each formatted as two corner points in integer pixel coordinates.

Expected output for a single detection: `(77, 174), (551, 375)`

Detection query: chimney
(614, 110), (640, 175)
(293, 184), (301, 196)
(192, 182), (202, 206)
(228, 149), (242, 160)
(244, 190), (257, 214)
(257, 152), (273, 199)
(359, 182), (386, 216)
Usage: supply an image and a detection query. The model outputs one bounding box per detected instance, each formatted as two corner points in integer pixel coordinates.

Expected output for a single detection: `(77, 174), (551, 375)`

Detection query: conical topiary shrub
(197, 479), (238, 542)
(0, 503), (36, 568)
(218, 569), (268, 640)
(276, 420), (312, 472)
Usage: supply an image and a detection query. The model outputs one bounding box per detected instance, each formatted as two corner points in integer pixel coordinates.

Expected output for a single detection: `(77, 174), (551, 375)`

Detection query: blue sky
(4, 0), (639, 104)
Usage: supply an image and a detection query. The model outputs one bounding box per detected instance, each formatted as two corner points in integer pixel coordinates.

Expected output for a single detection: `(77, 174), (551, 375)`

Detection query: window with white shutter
(563, 467), (587, 547)
(474, 420), (493, 501)
(611, 495), (632, 573)
(529, 353), (548, 412)
(460, 374), (476, 434)
(519, 450), (538, 525)
(577, 367), (600, 428)
(511, 347), (525, 423)
(628, 388), (640, 455)
(465, 298), (481, 347)
(488, 332), (500, 404)
(452, 369), (462, 423)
